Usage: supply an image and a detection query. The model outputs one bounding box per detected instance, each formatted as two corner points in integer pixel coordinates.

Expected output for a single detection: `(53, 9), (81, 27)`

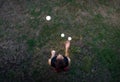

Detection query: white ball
(68, 37), (72, 41)
(46, 16), (51, 21)
(61, 33), (65, 37)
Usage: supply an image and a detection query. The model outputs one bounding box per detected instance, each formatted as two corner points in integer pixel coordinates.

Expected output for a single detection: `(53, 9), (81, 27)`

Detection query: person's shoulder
(64, 56), (71, 63)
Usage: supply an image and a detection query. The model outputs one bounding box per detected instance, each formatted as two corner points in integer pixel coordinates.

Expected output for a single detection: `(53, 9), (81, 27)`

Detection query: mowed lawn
(0, 0), (120, 82)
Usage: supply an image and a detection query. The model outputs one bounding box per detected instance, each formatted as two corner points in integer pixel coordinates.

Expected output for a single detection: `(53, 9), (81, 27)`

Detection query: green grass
(98, 0), (109, 5)
(80, 56), (92, 72)
(28, 18), (40, 29)
(0, 0), (120, 82)
(94, 47), (120, 82)
(27, 39), (36, 51)
(0, 19), (4, 25)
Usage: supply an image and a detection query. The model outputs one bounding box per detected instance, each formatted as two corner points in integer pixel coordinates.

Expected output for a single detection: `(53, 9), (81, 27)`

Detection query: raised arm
(65, 41), (70, 57)
(48, 50), (56, 65)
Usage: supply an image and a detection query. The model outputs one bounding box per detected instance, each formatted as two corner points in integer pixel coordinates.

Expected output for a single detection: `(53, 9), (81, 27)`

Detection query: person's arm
(48, 50), (56, 65)
(65, 41), (70, 57)
(65, 48), (69, 57)
(51, 50), (56, 58)
(48, 59), (51, 65)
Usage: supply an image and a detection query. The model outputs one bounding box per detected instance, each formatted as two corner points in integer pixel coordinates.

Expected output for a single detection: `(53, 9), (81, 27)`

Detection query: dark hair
(55, 59), (66, 72)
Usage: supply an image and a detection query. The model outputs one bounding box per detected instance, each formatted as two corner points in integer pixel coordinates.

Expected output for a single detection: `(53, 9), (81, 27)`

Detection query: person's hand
(51, 50), (55, 58)
(65, 41), (70, 49)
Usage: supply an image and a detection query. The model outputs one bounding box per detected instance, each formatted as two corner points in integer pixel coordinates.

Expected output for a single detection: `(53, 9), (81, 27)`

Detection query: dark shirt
(51, 56), (69, 68)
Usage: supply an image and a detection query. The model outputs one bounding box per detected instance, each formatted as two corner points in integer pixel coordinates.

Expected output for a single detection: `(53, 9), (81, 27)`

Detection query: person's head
(55, 54), (65, 72)
(56, 54), (64, 60)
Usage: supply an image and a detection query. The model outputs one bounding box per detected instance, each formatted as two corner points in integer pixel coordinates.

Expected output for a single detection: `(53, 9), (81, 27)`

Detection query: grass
(94, 48), (120, 82)
(0, 0), (120, 82)
(80, 56), (92, 72)
(27, 39), (36, 49)
(98, 0), (109, 6)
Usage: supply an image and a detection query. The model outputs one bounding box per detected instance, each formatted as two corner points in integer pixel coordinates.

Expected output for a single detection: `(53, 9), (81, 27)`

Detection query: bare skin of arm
(65, 41), (71, 63)
(65, 41), (70, 57)
(48, 50), (56, 65)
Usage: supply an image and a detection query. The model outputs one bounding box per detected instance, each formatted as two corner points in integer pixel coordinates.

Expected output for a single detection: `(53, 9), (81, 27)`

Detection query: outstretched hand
(65, 41), (70, 49)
